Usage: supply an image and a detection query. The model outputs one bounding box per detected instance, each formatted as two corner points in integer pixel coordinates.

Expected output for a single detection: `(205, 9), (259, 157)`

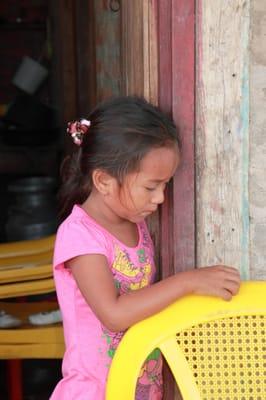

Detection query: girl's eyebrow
(147, 178), (169, 183)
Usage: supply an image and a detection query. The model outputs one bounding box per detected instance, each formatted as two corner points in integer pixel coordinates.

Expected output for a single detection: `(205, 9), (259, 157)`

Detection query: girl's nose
(151, 188), (165, 205)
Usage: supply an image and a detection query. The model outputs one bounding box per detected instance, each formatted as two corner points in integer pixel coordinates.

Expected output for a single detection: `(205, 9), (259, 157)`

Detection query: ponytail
(58, 150), (92, 221)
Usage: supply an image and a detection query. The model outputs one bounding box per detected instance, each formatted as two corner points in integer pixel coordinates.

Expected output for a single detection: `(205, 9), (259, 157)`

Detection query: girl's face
(109, 145), (180, 223)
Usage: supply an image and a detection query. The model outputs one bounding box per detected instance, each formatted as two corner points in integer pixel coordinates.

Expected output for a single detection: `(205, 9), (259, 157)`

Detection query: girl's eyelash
(145, 182), (169, 191)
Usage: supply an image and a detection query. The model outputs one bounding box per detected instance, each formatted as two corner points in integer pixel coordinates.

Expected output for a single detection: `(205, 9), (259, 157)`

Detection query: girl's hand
(189, 265), (241, 301)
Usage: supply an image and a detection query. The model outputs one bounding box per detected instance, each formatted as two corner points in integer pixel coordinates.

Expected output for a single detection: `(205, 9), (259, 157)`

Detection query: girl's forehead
(137, 146), (180, 180)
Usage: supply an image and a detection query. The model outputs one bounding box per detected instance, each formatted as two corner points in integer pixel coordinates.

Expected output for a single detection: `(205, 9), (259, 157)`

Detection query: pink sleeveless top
(50, 205), (163, 400)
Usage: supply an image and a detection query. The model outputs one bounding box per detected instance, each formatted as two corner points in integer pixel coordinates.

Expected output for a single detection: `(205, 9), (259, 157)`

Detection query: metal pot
(5, 176), (58, 241)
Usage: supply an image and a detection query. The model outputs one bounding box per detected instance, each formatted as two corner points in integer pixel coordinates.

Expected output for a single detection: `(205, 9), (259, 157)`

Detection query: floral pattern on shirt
(100, 244), (163, 399)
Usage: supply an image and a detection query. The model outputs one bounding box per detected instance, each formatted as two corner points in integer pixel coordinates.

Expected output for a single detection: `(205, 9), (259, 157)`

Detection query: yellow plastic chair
(0, 263), (64, 360)
(106, 281), (266, 400)
(0, 234), (55, 269)
(0, 235), (64, 400)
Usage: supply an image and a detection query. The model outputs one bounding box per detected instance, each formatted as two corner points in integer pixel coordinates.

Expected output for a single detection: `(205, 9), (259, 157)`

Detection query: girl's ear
(92, 169), (115, 195)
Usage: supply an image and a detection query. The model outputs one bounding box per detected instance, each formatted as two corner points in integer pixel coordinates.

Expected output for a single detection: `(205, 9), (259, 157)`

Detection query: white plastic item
(28, 309), (62, 326)
(0, 310), (22, 328)
(12, 56), (48, 94)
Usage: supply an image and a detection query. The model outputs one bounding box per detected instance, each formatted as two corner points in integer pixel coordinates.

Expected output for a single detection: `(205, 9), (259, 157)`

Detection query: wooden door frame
(159, 0), (195, 277)
(121, 2), (195, 399)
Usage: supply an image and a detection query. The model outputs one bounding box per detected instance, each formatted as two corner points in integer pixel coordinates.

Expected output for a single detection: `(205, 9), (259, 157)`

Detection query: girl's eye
(145, 187), (156, 192)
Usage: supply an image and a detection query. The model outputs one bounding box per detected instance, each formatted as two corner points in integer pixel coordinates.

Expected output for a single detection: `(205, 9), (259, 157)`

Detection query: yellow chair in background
(0, 264), (64, 360)
(106, 281), (266, 400)
(0, 235), (64, 400)
(0, 234), (55, 269)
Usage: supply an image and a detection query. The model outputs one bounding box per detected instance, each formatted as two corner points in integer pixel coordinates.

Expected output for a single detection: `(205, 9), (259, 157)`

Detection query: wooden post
(121, 2), (196, 398)
(196, 0), (250, 278)
(249, 0), (266, 279)
(171, 0), (195, 273)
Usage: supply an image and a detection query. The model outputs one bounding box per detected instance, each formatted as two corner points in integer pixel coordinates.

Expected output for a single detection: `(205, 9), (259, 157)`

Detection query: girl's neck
(82, 191), (122, 226)
(81, 192), (139, 248)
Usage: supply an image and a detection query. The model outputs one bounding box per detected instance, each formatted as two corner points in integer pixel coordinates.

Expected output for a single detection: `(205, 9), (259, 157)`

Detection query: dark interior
(0, 0), (109, 400)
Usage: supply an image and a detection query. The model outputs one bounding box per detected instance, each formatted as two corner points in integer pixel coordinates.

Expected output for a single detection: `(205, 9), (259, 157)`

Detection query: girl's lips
(141, 209), (157, 216)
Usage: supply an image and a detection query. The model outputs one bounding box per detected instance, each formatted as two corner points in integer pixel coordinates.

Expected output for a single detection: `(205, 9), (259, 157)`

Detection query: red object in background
(7, 360), (23, 400)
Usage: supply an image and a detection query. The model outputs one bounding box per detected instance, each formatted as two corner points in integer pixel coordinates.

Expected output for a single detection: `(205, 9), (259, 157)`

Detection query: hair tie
(67, 118), (91, 146)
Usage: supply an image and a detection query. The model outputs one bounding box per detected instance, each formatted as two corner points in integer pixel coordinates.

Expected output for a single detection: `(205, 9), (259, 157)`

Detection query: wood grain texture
(158, 0), (174, 281)
(172, 0), (195, 272)
(196, 0), (250, 278)
(121, 0), (161, 265)
(249, 0), (266, 279)
(121, 3), (196, 397)
(159, 1), (196, 398)
(157, 3), (178, 398)
(121, 0), (144, 96)
(143, 0), (158, 105)
(94, 0), (121, 102)
(49, 0), (78, 155)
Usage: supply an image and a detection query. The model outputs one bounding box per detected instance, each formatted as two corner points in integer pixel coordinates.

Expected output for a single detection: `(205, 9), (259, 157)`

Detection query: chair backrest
(106, 281), (266, 400)
(0, 234), (56, 297)
(0, 234), (55, 269)
(0, 264), (55, 298)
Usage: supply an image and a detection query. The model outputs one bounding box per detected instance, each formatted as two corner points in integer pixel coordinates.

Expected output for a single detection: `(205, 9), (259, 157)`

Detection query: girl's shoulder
(54, 205), (112, 267)
(58, 204), (106, 239)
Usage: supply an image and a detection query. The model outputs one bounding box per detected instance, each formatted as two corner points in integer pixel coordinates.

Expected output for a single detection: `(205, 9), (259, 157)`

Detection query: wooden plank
(158, 0), (175, 283)
(121, 0), (160, 264)
(171, 2), (196, 398)
(75, 0), (97, 114)
(143, 0), (158, 105)
(249, 0), (266, 279)
(158, 0), (172, 114)
(172, 0), (195, 272)
(158, 1), (195, 399)
(196, 0), (250, 278)
(49, 0), (78, 155)
(157, 5), (176, 399)
(121, 4), (196, 397)
(49, 0), (77, 124)
(142, 0), (161, 268)
(94, 0), (121, 102)
(121, 0), (144, 96)
(121, 0), (157, 100)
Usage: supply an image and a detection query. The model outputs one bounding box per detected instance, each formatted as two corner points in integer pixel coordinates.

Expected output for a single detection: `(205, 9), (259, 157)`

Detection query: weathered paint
(240, 58), (250, 279)
(250, 0), (266, 279)
(196, 0), (250, 278)
(172, 0), (195, 272)
(158, 0), (174, 283)
(121, 0), (195, 384)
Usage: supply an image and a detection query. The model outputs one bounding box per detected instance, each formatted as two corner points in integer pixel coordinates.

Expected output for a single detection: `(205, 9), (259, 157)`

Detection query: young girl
(50, 96), (240, 400)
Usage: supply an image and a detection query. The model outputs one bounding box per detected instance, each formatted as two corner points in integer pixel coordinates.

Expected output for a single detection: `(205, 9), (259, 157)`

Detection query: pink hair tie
(67, 118), (91, 146)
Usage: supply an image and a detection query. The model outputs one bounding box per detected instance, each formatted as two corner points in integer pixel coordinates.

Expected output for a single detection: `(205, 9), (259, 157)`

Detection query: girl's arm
(69, 254), (240, 332)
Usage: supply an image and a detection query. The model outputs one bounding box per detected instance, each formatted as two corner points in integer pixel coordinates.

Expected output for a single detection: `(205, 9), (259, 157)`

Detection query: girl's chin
(130, 213), (150, 223)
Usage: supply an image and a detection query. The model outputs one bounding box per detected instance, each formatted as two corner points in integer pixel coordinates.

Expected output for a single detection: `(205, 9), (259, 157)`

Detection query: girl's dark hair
(59, 96), (180, 220)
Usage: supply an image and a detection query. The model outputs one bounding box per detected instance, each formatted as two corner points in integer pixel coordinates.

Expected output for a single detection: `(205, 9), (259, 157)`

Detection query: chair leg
(6, 360), (23, 400)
